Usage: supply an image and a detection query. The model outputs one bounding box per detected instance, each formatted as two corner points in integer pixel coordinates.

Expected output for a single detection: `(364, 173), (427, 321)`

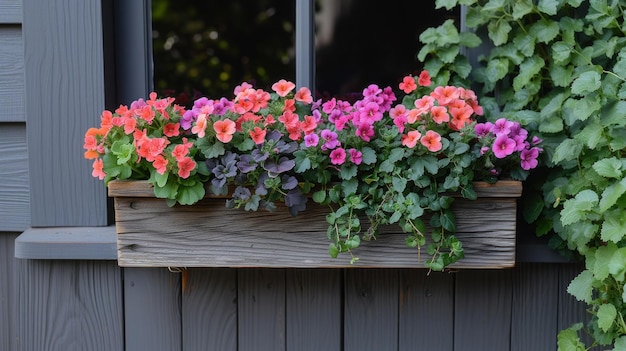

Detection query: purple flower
(349, 148), (362, 165)
(304, 133), (319, 147)
(474, 122), (493, 137)
(355, 122), (375, 142)
(130, 98), (147, 110)
(532, 136), (543, 145)
(330, 148), (347, 165)
(362, 84), (382, 98)
(492, 134), (516, 159)
(492, 118), (514, 136)
(520, 147), (540, 170)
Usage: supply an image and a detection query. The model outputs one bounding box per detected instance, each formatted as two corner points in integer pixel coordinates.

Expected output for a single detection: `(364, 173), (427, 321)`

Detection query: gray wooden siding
(22, 0), (108, 226)
(0, 26), (24, 122)
(0, 0), (21, 24)
(0, 124), (30, 231)
(0, 233), (19, 351)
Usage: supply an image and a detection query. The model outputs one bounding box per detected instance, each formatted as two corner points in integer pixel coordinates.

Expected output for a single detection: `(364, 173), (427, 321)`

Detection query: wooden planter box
(109, 180), (522, 268)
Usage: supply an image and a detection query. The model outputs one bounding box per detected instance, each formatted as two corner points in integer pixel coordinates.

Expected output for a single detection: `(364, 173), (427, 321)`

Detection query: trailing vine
(420, 0), (626, 349)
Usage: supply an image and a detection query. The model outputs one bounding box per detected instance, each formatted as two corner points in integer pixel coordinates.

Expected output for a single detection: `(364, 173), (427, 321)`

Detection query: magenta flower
(330, 148), (347, 165)
(304, 133), (319, 147)
(492, 134), (516, 158)
(520, 147), (540, 170)
(355, 122), (375, 142)
(321, 129), (340, 150)
(532, 136), (543, 145)
(474, 122), (493, 137)
(362, 84), (382, 98)
(492, 118), (514, 136)
(349, 148), (363, 165)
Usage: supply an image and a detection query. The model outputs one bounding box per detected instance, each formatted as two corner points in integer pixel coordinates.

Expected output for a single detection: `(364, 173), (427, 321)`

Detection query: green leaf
(550, 64), (574, 87)
(488, 18), (513, 46)
(512, 0), (533, 19)
(553, 138), (582, 164)
(513, 56), (545, 92)
(176, 181), (205, 205)
(597, 304), (617, 332)
(293, 150), (311, 173)
(392, 177), (407, 193)
(593, 244), (617, 280)
(552, 41), (574, 64)
(593, 157), (623, 179)
(388, 148), (405, 163)
(341, 179), (358, 196)
(567, 270), (594, 303)
(339, 164), (358, 180)
(485, 58), (509, 82)
(609, 247), (626, 282)
(537, 0), (559, 15)
(600, 178), (626, 212)
(574, 123), (604, 149)
(513, 33), (535, 57)
(328, 244), (339, 258)
(435, 0), (459, 10)
(360, 147), (377, 165)
(312, 190), (326, 204)
(571, 71), (601, 95)
(459, 32), (481, 48)
(482, 0), (506, 12)
(557, 324), (585, 351)
(440, 211), (456, 232)
(601, 211), (626, 244)
(523, 193), (544, 223)
(560, 189), (599, 226)
(530, 21), (560, 43)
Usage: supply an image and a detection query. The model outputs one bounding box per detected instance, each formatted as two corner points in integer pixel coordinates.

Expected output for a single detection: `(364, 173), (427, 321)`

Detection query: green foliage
(419, 0), (626, 348)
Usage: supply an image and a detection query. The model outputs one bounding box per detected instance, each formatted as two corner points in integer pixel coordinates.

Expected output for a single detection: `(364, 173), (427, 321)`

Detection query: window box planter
(109, 180), (521, 268)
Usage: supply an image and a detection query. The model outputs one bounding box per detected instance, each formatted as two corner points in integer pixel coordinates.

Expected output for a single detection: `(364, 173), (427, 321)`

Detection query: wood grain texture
(0, 124), (29, 231)
(558, 264), (594, 346)
(286, 269), (342, 351)
(17, 260), (123, 351)
(510, 263), (559, 351)
(344, 269), (398, 351)
(182, 268), (237, 351)
(398, 269), (454, 351)
(0, 0), (21, 23)
(23, 0), (108, 226)
(124, 268), (182, 351)
(454, 270), (513, 351)
(0, 233), (18, 351)
(112, 180), (518, 268)
(0, 27), (24, 122)
(238, 269), (286, 351)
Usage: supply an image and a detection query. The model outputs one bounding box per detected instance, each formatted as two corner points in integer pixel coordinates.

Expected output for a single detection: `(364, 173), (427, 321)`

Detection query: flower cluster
(84, 70), (541, 269)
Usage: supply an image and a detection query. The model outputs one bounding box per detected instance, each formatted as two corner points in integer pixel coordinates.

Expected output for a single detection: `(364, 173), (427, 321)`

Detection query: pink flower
(294, 87), (313, 104)
(271, 79), (296, 97)
(355, 122), (375, 142)
(418, 70), (431, 86)
(430, 106), (449, 124)
(213, 119), (236, 143)
(191, 114), (208, 138)
(492, 134), (516, 159)
(348, 148), (362, 165)
(420, 130), (443, 152)
(177, 157), (196, 179)
(431, 86), (460, 106)
(304, 133), (319, 147)
(330, 148), (347, 165)
(153, 155), (168, 175)
(402, 130), (422, 148)
(520, 147), (540, 170)
(399, 76), (417, 94)
(92, 159), (105, 180)
(492, 118), (514, 136)
(414, 96), (435, 116)
(474, 122), (493, 137)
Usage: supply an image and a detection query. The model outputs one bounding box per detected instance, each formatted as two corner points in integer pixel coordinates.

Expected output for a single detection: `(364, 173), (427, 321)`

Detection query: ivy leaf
(360, 146), (377, 165)
(530, 20), (560, 43)
(488, 17), (512, 46)
(176, 181), (205, 205)
(552, 41), (574, 64)
(435, 0), (459, 10)
(597, 304), (617, 333)
(339, 164), (358, 180)
(574, 123), (604, 149)
(601, 211), (626, 244)
(486, 58), (509, 82)
(609, 247), (626, 282)
(560, 189), (598, 226)
(593, 157), (623, 179)
(593, 244), (617, 280)
(557, 324), (585, 351)
(459, 32), (481, 48)
(571, 71), (601, 95)
(550, 65), (574, 87)
(440, 211), (456, 232)
(567, 270), (594, 303)
(537, 0), (559, 15)
(512, 0), (533, 19)
(552, 138), (582, 164)
(293, 150), (311, 173)
(513, 56), (545, 91)
(392, 177), (407, 193)
(312, 190), (326, 204)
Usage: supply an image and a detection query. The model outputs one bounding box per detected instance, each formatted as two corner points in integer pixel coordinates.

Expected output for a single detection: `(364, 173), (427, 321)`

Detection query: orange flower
(92, 158), (105, 180)
(294, 87), (313, 104)
(271, 79), (296, 97)
(249, 127), (267, 144)
(430, 106), (449, 124)
(176, 157), (196, 179)
(401, 130), (421, 148)
(420, 130), (443, 152)
(153, 155), (168, 175)
(213, 119), (236, 143)
(399, 76), (417, 94)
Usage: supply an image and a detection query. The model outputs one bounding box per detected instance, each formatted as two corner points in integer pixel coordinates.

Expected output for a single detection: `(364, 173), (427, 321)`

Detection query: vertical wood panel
(0, 0), (21, 23)
(0, 124), (29, 231)
(286, 269), (342, 351)
(0, 233), (18, 351)
(17, 260), (123, 351)
(510, 263), (559, 351)
(344, 269), (398, 351)
(22, 0), (108, 226)
(182, 268), (237, 351)
(124, 268), (182, 351)
(454, 270), (513, 351)
(399, 269), (454, 351)
(238, 269), (286, 351)
(0, 27), (24, 122)
(558, 264), (594, 347)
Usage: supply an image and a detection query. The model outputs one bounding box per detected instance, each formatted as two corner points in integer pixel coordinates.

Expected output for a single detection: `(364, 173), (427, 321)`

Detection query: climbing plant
(419, 0), (626, 349)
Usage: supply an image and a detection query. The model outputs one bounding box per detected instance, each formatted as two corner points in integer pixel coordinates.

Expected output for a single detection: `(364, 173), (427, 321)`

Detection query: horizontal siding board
(0, 124), (29, 231)
(23, 0), (108, 226)
(0, 0), (21, 23)
(0, 27), (24, 122)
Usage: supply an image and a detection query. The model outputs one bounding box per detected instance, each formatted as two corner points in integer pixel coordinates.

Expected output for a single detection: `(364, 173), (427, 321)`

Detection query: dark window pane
(152, 0), (296, 104)
(315, 0), (457, 98)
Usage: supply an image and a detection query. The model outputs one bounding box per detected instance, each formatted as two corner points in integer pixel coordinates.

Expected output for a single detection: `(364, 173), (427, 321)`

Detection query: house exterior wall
(0, 1), (593, 350)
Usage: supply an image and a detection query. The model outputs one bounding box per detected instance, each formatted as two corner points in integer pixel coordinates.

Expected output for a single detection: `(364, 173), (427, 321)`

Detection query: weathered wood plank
(124, 268), (182, 351)
(238, 269), (286, 351)
(510, 263), (560, 351)
(286, 269), (342, 351)
(0, 0), (22, 23)
(398, 269), (454, 351)
(0, 233), (18, 351)
(182, 268), (237, 351)
(0, 27), (24, 122)
(344, 269), (398, 351)
(113, 180), (518, 268)
(0, 124), (29, 231)
(454, 270), (513, 351)
(17, 260), (123, 351)
(15, 226), (117, 260)
(23, 0), (108, 226)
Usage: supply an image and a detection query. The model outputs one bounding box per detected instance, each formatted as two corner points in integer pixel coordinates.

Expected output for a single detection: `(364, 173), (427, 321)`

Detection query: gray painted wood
(344, 269), (398, 351)
(124, 268), (182, 351)
(295, 0), (315, 91)
(22, 0), (108, 226)
(15, 226), (117, 260)
(286, 269), (342, 351)
(0, 0), (21, 23)
(182, 268), (237, 351)
(454, 270), (513, 351)
(399, 269), (454, 351)
(511, 263), (559, 351)
(0, 233), (18, 351)
(558, 264), (594, 347)
(238, 269), (286, 351)
(0, 124), (29, 231)
(0, 27), (24, 122)
(17, 259), (123, 351)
